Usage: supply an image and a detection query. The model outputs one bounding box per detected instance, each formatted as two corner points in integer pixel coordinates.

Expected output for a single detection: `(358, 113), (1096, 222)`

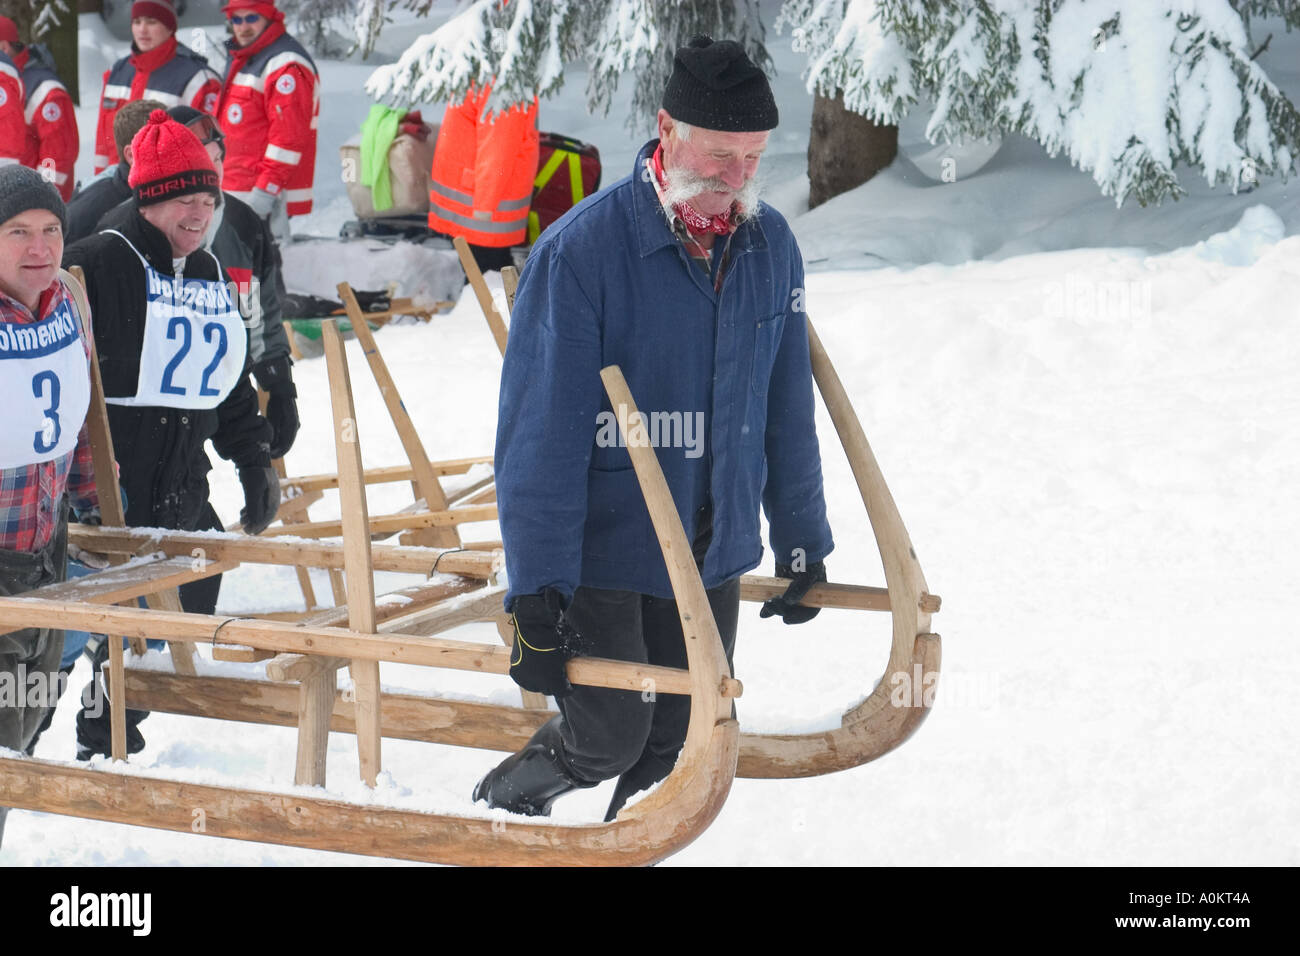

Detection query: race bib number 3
(0, 304), (91, 469)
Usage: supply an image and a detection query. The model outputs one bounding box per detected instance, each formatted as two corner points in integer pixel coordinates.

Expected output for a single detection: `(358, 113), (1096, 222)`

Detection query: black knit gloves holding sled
(254, 356), (300, 459)
(239, 465), (281, 536)
(760, 560), (827, 625)
(508, 589), (582, 698)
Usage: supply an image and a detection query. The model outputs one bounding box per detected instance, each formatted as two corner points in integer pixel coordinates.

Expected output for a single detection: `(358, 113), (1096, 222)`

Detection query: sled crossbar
(280, 457), (493, 494)
(0, 595), (738, 699)
(66, 526), (500, 578)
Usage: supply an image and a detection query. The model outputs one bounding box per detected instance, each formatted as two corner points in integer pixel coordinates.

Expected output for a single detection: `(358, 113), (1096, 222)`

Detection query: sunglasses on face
(229, 14), (262, 25)
(188, 117), (227, 159)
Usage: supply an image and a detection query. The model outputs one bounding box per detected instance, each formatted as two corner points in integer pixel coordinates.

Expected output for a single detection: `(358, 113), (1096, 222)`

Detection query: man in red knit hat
(0, 15), (79, 200)
(63, 111), (278, 759)
(91, 1), (222, 174)
(216, 2), (319, 242)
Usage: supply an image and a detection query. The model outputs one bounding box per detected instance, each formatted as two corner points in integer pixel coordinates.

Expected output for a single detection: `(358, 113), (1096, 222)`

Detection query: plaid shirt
(0, 280), (98, 554)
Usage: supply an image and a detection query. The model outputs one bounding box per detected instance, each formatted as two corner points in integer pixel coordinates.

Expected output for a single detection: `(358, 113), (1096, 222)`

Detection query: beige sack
(341, 126), (439, 219)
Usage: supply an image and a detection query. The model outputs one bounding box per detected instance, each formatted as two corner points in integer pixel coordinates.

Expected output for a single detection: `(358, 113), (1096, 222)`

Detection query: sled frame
(0, 328), (737, 865)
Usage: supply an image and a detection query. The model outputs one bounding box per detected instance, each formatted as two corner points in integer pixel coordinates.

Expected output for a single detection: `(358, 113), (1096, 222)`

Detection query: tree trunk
(0, 1), (84, 105)
(46, 0), (80, 106)
(807, 91), (898, 209)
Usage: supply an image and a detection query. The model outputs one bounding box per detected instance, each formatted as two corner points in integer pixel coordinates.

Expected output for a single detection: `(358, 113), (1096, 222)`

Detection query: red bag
(529, 133), (601, 242)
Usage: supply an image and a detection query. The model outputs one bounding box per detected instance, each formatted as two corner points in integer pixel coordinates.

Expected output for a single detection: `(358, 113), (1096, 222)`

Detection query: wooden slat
(500, 265), (519, 314)
(738, 575), (942, 614)
(266, 504), (498, 539)
(123, 669), (549, 749)
(445, 474), (495, 506)
(266, 653), (348, 683)
(281, 457), (491, 494)
(338, 282), (461, 551)
(454, 236), (509, 356)
(140, 586), (197, 677)
(67, 266), (129, 761)
(321, 319), (382, 788)
(211, 645), (278, 663)
(275, 455), (320, 609)
(300, 577), (487, 630)
(32, 556), (237, 606)
(0, 597), (731, 697)
(68, 526), (502, 578)
(265, 579), (492, 682)
(296, 669), (335, 786)
(284, 320), (302, 361)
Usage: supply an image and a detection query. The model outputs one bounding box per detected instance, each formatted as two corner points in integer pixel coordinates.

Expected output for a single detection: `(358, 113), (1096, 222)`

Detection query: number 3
(32, 370), (62, 454)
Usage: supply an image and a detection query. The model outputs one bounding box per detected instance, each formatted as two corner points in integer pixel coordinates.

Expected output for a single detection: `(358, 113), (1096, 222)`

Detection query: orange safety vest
(428, 86), (538, 248)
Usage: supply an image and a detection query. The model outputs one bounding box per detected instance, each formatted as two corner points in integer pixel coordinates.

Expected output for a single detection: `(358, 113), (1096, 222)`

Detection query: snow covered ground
(5, 10), (1297, 866)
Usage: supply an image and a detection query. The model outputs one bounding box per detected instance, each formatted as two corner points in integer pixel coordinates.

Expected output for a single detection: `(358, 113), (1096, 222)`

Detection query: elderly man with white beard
(476, 36), (835, 821)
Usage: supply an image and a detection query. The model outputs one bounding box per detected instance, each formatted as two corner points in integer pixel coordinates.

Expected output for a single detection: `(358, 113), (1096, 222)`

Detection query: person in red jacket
(0, 17), (79, 201)
(216, 1), (319, 241)
(0, 42), (24, 170)
(92, 1), (221, 174)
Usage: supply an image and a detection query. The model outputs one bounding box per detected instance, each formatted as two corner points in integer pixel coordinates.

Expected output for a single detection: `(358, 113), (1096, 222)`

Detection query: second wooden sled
(0, 358), (737, 865)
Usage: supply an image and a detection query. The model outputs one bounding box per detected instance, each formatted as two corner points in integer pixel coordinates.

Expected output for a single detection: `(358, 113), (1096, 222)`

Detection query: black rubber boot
(603, 750), (675, 822)
(74, 639), (148, 760)
(472, 717), (595, 816)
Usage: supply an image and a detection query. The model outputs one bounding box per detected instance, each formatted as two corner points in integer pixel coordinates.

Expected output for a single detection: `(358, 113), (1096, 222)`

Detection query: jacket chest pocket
(751, 313), (786, 397)
(222, 85), (257, 129)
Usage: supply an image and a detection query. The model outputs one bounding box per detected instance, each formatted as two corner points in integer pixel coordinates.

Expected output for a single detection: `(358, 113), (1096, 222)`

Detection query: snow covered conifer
(778, 0), (1300, 206)
(365, 0), (770, 129)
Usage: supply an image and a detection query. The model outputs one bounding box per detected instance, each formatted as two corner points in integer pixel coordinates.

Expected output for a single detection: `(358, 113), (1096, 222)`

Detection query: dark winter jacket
(65, 163), (130, 245)
(496, 140), (834, 604)
(63, 204), (271, 532)
(205, 191), (290, 370)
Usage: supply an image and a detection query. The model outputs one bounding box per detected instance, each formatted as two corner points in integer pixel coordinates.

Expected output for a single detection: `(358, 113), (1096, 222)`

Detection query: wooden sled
(0, 312), (737, 865)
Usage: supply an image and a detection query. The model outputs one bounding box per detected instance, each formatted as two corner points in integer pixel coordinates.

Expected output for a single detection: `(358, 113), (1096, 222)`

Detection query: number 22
(160, 316), (230, 398)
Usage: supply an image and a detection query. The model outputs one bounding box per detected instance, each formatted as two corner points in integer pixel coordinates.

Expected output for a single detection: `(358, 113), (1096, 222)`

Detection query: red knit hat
(131, 1), (178, 33)
(0, 16), (19, 46)
(222, 1), (282, 22)
(128, 110), (221, 207)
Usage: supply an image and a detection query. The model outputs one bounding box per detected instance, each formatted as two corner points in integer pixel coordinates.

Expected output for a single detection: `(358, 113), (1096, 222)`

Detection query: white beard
(661, 164), (763, 222)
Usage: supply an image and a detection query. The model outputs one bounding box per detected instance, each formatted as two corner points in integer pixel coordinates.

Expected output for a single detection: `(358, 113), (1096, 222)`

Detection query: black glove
(759, 560), (827, 625)
(508, 589), (581, 698)
(239, 465), (281, 535)
(254, 356), (300, 459)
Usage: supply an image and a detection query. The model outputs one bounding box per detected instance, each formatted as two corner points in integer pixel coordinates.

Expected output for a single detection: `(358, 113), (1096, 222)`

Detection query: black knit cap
(0, 164), (68, 233)
(662, 35), (778, 132)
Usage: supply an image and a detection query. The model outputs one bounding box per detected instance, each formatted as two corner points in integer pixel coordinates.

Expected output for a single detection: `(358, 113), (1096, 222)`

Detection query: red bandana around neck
(651, 144), (737, 237)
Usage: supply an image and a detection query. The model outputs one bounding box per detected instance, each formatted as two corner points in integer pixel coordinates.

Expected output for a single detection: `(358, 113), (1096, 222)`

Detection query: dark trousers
(542, 578), (740, 793)
(0, 511), (69, 847)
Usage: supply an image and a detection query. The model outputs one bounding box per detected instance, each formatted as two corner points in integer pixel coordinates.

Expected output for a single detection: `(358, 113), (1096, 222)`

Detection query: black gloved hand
(254, 356), (300, 459)
(508, 589), (581, 698)
(239, 465), (281, 535)
(759, 560), (827, 625)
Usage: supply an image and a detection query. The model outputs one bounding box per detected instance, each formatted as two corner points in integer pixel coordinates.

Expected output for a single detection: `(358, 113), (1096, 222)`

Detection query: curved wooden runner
(735, 320), (941, 776)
